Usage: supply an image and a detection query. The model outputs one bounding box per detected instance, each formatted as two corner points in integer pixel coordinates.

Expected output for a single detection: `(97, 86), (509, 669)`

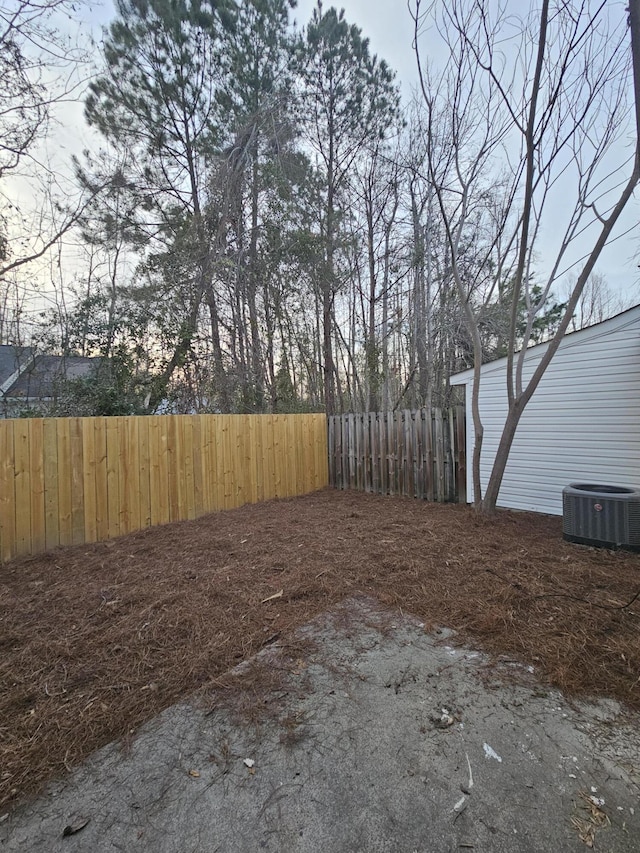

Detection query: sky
(293, 0), (419, 94)
(7, 0), (640, 310)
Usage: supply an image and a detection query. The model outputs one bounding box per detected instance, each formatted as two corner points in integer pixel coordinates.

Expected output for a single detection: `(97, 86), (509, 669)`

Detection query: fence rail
(328, 407), (466, 503)
(0, 413), (328, 562)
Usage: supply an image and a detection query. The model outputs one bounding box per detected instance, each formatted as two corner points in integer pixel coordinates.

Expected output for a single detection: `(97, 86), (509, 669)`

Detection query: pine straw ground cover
(2, 488), (640, 809)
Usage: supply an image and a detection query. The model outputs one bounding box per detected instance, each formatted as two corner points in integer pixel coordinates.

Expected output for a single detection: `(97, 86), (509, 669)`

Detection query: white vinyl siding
(452, 306), (640, 515)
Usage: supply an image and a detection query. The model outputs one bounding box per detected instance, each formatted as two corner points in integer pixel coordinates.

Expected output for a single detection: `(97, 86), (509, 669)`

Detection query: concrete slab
(1, 597), (639, 852)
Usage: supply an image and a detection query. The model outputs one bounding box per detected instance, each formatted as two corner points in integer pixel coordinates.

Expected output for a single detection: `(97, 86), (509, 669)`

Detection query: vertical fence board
(318, 416), (328, 489)
(190, 416), (203, 517)
(229, 415), (241, 506)
(138, 416), (152, 529)
(434, 409), (445, 503)
(302, 415), (312, 494)
(262, 415), (275, 499)
(343, 415), (349, 490)
(254, 415), (267, 501)
(82, 418), (98, 544)
(334, 416), (342, 489)
(304, 417), (312, 493)
(415, 411), (424, 500)
(168, 416), (181, 521)
(385, 412), (394, 496)
(267, 415), (280, 498)
(13, 421), (31, 554)
(347, 416), (352, 489)
(456, 406), (467, 504)
(284, 416), (293, 497)
(43, 419), (59, 551)
(448, 408), (456, 502)
(370, 414), (378, 494)
(320, 415), (328, 488)
(0, 423), (15, 561)
(150, 416), (170, 527)
(355, 414), (362, 491)
(363, 414), (371, 493)
(327, 416), (335, 487)
(105, 418), (120, 540)
(378, 413), (386, 495)
(93, 419), (109, 542)
(240, 414), (251, 504)
(274, 416), (285, 498)
(229, 415), (240, 505)
(121, 416), (140, 535)
(70, 419), (85, 545)
(300, 415), (309, 493)
(283, 415), (294, 498)
(201, 416), (214, 513)
(28, 420), (45, 554)
(57, 419), (73, 546)
(211, 415), (225, 509)
(182, 416), (196, 520)
(406, 411), (415, 499)
(424, 409), (434, 502)
(337, 414), (343, 489)
(223, 415), (235, 507)
(399, 412), (406, 496)
(285, 416), (296, 497)
(244, 415), (257, 505)
(295, 416), (305, 495)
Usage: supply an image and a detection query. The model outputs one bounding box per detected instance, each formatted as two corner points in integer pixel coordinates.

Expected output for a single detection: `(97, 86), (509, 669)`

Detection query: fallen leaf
(62, 818), (90, 837)
(261, 590), (283, 603)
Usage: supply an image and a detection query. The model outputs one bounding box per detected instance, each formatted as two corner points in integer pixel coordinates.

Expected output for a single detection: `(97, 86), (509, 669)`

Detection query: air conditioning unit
(562, 483), (640, 552)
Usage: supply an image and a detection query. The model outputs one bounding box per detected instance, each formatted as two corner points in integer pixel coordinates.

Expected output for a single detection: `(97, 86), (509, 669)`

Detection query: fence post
(456, 405), (467, 504)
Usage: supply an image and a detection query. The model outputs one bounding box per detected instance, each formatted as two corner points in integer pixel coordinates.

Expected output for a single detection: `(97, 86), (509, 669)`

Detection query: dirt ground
(1, 488), (639, 811)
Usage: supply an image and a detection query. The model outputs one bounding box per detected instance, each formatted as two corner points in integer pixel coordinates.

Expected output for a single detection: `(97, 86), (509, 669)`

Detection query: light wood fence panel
(0, 413), (328, 562)
(328, 407), (466, 504)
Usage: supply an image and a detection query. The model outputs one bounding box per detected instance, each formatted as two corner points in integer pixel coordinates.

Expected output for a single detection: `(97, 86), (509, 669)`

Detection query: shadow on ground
(1, 597), (638, 853)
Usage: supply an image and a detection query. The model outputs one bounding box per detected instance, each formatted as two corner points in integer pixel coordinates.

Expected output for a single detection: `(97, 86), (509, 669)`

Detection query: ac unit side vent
(562, 483), (640, 553)
(629, 501), (640, 548)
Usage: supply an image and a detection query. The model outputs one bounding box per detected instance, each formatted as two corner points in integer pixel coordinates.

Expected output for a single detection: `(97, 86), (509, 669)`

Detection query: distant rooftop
(0, 347), (101, 411)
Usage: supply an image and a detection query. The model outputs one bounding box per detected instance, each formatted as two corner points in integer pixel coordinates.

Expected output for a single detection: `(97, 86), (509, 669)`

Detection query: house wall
(452, 306), (640, 515)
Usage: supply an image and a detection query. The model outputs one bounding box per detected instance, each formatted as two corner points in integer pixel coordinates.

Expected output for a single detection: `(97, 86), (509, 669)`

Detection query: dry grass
(1, 488), (639, 808)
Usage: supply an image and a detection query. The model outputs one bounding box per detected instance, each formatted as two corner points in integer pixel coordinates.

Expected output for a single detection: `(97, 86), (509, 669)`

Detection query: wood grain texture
(328, 407), (465, 504)
(0, 413), (328, 560)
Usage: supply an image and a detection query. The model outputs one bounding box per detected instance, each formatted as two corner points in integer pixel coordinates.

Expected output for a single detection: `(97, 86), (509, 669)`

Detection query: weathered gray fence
(328, 407), (466, 503)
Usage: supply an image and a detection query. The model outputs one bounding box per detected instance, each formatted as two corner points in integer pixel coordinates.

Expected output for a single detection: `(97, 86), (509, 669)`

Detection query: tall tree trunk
(411, 187), (428, 407)
(247, 152), (264, 410)
(365, 192), (379, 411)
(324, 166), (337, 414)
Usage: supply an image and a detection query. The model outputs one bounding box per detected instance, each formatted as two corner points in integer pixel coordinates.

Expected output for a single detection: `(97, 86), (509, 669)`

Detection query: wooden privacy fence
(328, 407), (466, 503)
(0, 413), (328, 562)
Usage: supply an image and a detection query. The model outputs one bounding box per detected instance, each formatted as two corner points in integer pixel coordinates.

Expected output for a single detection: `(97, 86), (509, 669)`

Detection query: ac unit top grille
(568, 483), (636, 495)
